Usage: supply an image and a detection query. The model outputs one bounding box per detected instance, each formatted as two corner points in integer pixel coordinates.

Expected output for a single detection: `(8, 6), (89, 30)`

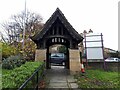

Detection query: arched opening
(46, 37), (70, 69)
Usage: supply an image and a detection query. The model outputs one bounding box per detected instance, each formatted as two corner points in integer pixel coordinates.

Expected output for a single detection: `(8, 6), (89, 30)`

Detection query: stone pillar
(69, 49), (82, 74)
(35, 49), (46, 61)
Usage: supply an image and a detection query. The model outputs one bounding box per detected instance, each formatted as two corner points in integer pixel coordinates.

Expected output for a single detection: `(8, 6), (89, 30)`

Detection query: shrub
(58, 45), (67, 53)
(2, 43), (19, 59)
(2, 61), (44, 89)
(22, 41), (36, 61)
(2, 55), (26, 69)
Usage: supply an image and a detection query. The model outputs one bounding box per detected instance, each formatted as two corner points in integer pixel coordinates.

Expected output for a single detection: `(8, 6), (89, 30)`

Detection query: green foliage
(0, 42), (2, 65)
(58, 45), (67, 53)
(2, 43), (19, 59)
(0, 42), (2, 53)
(2, 55), (25, 70)
(2, 61), (44, 89)
(0, 63), (2, 90)
(75, 69), (119, 89)
(1, 35), (36, 62)
(2, 40), (37, 61)
(22, 40), (36, 61)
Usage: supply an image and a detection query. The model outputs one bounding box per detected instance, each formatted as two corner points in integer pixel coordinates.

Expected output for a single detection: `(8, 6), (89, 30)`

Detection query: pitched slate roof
(31, 8), (83, 43)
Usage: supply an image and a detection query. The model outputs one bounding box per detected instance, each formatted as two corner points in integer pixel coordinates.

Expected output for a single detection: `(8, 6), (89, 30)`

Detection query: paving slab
(67, 76), (76, 83)
(45, 65), (78, 89)
(69, 83), (78, 88)
(48, 82), (68, 88)
(50, 78), (66, 83)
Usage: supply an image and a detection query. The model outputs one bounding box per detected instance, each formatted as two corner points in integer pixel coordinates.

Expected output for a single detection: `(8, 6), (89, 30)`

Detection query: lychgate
(31, 8), (83, 73)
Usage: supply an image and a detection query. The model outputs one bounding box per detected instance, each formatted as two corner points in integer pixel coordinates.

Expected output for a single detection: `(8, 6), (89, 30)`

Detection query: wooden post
(84, 34), (88, 67)
(101, 33), (106, 70)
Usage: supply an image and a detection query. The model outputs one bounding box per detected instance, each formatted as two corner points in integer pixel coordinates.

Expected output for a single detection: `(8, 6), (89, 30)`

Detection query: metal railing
(18, 63), (45, 90)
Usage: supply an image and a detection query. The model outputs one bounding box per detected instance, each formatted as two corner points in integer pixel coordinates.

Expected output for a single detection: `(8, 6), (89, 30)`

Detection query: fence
(18, 63), (45, 90)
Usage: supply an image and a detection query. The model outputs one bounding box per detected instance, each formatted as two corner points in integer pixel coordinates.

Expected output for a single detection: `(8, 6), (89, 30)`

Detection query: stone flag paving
(45, 66), (78, 89)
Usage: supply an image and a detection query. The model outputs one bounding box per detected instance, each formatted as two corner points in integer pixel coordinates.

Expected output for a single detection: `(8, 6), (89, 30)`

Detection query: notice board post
(84, 33), (105, 69)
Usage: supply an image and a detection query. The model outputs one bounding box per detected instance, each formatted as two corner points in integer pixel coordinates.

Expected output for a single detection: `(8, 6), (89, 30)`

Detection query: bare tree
(1, 11), (43, 44)
(0, 32), (7, 43)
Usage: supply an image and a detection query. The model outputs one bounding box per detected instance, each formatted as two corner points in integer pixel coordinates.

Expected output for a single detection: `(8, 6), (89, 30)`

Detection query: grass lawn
(75, 69), (120, 89)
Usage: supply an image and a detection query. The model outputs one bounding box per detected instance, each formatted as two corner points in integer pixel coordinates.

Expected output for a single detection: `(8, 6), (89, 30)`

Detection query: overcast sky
(0, 0), (119, 50)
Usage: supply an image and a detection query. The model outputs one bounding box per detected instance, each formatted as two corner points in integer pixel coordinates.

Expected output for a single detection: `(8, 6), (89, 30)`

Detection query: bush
(2, 43), (19, 59)
(20, 41), (36, 61)
(58, 45), (67, 53)
(2, 61), (44, 89)
(2, 55), (26, 69)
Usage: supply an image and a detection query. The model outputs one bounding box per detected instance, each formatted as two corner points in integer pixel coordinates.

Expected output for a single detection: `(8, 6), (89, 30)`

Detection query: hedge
(2, 55), (25, 70)
(2, 61), (44, 89)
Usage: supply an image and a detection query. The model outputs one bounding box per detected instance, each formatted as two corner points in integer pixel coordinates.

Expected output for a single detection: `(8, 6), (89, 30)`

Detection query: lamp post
(22, 0), (27, 50)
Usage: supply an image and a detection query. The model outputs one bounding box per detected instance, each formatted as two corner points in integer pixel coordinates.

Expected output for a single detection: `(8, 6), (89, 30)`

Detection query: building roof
(31, 8), (83, 43)
(104, 47), (117, 53)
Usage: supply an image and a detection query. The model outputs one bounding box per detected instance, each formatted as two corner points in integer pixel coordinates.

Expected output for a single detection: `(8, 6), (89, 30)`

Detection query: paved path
(45, 65), (78, 89)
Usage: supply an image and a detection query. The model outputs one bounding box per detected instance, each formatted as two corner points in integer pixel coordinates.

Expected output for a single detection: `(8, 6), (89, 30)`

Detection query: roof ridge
(31, 8), (83, 43)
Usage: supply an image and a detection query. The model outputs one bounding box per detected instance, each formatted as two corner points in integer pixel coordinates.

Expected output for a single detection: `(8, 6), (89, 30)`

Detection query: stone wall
(69, 49), (82, 74)
(35, 49), (46, 61)
(83, 62), (119, 71)
(35, 48), (83, 73)
(105, 62), (119, 71)
(84, 62), (104, 70)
